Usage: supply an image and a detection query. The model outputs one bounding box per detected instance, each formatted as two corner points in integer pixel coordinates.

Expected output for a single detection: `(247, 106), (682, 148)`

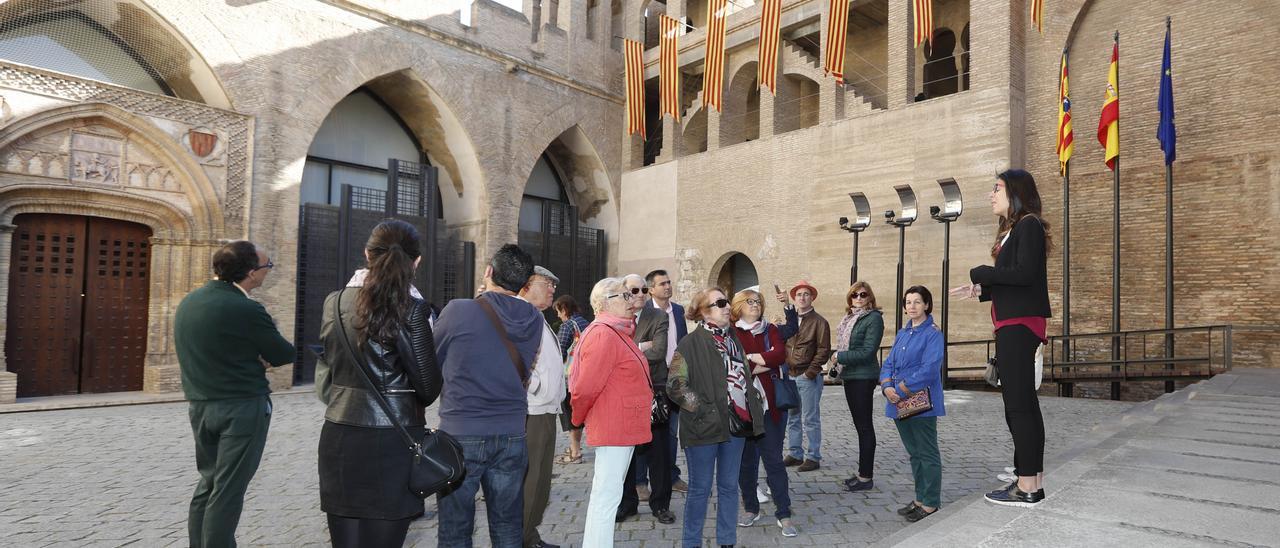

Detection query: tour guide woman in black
(954, 169), (1052, 507)
(316, 219), (442, 546)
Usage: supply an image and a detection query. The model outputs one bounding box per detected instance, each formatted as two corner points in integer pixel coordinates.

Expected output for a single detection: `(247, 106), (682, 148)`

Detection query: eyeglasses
(745, 299), (762, 305)
(606, 292), (635, 301)
(705, 298), (730, 309)
(530, 280), (557, 290)
(850, 291), (869, 299)
(629, 287), (650, 295)
(252, 261), (274, 272)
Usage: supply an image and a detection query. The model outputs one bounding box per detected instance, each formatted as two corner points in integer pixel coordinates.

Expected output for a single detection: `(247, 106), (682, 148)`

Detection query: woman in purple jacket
(880, 285), (945, 523)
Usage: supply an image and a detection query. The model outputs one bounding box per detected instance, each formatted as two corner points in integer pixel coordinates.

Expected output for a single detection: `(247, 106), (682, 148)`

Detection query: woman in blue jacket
(879, 285), (945, 523)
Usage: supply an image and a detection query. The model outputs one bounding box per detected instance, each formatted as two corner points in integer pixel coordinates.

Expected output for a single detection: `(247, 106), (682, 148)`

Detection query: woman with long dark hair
(315, 219), (442, 546)
(953, 169), (1052, 507)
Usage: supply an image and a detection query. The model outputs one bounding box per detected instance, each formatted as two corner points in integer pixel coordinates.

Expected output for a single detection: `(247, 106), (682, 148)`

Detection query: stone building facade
(619, 0), (1279, 395)
(0, 0), (626, 403)
(0, 0), (1275, 403)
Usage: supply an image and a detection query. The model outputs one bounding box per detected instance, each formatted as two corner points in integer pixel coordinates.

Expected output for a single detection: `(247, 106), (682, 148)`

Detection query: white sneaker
(756, 486), (770, 503)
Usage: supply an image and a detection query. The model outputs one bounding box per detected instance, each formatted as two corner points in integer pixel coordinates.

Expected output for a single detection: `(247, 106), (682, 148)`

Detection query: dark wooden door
(5, 214), (151, 397)
(79, 220), (151, 393)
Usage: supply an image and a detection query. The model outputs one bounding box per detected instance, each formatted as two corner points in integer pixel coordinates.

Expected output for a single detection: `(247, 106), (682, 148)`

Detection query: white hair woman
(571, 277), (654, 547)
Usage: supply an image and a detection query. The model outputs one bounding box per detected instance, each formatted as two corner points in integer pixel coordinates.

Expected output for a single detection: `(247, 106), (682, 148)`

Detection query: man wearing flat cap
(518, 265), (567, 548)
(783, 281), (831, 472)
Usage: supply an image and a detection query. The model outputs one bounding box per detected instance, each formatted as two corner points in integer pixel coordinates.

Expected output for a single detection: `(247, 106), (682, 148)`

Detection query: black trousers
(327, 514), (411, 548)
(995, 324), (1046, 476)
(842, 379), (878, 479)
(621, 420), (672, 513)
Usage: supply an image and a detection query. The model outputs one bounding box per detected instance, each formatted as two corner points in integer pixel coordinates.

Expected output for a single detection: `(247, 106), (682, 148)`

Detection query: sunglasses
(629, 287), (650, 295)
(850, 291), (869, 299)
(706, 298), (730, 309)
(252, 261), (274, 272)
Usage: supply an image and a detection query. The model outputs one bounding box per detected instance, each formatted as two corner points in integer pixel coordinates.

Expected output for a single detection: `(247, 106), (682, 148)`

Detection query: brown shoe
(797, 459), (820, 472)
(637, 484), (651, 502)
(672, 479), (688, 493)
(783, 456), (803, 467)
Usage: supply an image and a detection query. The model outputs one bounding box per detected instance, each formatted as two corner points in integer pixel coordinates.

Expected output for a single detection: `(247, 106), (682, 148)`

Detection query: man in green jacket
(174, 240), (294, 548)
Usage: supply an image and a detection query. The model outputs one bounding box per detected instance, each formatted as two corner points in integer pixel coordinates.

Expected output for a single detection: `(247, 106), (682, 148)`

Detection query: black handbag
(727, 408), (753, 437)
(332, 289), (466, 498)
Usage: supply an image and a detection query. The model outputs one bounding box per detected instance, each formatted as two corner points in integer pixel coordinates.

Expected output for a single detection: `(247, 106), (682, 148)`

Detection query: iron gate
(294, 159), (475, 383)
(518, 201), (608, 320)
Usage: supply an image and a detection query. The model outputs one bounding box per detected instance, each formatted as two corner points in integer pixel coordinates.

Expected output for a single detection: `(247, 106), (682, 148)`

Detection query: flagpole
(1111, 30), (1121, 401)
(1061, 47), (1074, 398)
(1163, 17), (1176, 393)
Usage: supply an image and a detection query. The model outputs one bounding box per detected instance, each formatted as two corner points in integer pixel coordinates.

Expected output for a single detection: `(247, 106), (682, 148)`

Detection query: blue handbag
(765, 325), (801, 411)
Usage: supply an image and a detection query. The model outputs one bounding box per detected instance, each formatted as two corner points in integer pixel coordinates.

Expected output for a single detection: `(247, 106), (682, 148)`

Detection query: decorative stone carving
(0, 62), (252, 229)
(0, 95), (10, 126)
(70, 131), (123, 185)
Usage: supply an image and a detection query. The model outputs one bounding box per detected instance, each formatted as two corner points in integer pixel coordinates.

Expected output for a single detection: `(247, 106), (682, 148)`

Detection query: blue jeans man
(786, 372), (823, 464)
(438, 433), (528, 548)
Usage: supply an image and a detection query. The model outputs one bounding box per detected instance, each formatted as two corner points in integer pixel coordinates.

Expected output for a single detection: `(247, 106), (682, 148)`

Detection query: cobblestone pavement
(0, 387), (1131, 547)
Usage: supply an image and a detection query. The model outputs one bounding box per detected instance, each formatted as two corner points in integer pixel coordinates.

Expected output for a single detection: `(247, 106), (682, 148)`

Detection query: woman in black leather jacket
(316, 219), (442, 547)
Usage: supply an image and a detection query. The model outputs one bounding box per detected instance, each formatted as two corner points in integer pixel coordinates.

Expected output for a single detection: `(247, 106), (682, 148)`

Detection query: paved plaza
(0, 387), (1131, 547)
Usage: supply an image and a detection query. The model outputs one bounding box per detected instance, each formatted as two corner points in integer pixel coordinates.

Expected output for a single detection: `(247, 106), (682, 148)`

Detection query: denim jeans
(739, 413), (791, 519)
(437, 433), (528, 548)
(584, 446), (634, 548)
(637, 409), (683, 484)
(786, 373), (824, 461)
(682, 436), (745, 548)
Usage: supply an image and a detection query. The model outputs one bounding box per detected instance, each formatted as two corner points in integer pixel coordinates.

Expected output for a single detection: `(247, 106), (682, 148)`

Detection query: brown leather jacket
(785, 308), (832, 378)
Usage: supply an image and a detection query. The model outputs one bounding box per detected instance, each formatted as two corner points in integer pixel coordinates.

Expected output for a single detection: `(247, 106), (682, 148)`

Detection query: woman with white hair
(571, 277), (654, 547)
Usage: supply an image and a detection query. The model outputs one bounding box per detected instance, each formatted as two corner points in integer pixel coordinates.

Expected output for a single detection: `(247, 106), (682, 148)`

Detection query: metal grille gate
(294, 159), (475, 383)
(518, 201), (608, 319)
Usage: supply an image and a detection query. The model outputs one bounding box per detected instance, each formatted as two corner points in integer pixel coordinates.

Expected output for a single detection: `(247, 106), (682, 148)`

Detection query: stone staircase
(882, 369), (1280, 547)
(780, 39), (881, 117)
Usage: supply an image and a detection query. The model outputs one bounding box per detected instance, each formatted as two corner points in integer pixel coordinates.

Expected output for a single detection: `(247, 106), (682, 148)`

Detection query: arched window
(301, 90), (422, 206)
(519, 154), (570, 233)
(0, 11), (169, 95)
(0, 1), (228, 105)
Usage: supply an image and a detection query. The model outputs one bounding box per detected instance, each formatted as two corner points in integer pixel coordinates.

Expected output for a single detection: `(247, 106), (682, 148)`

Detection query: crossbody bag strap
(476, 294), (529, 387)
(602, 324), (654, 393)
(331, 288), (419, 451)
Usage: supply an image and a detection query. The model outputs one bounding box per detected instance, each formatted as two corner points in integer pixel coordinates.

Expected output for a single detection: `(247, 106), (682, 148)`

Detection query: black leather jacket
(316, 288), (441, 428)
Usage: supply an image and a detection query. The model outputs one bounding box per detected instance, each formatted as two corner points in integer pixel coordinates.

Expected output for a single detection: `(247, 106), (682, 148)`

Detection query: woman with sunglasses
(952, 169), (1053, 507)
(571, 277), (654, 547)
(729, 289), (797, 537)
(831, 282), (885, 492)
(668, 287), (765, 548)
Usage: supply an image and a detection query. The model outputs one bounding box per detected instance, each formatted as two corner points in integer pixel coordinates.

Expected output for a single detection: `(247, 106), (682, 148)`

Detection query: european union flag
(1157, 23), (1176, 165)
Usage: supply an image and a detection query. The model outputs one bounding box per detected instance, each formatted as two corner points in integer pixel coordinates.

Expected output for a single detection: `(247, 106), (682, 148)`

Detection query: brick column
(887, 0), (916, 108)
(0, 223), (15, 403)
(657, 114), (684, 162)
(759, 85), (776, 138)
(706, 107), (722, 151)
(970, 0), (1023, 93)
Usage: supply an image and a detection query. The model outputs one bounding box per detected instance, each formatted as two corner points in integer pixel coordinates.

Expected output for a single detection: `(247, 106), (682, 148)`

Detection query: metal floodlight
(841, 192), (871, 232)
(887, 184), (917, 226)
(932, 178), (963, 222)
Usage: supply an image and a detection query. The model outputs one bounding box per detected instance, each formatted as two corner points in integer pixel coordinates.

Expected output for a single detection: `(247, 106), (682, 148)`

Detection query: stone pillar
(657, 114), (683, 163)
(887, 0), (916, 108)
(0, 223), (15, 403)
(706, 107), (722, 151)
(666, 0), (686, 22)
(970, 0), (1022, 93)
(759, 86), (776, 138)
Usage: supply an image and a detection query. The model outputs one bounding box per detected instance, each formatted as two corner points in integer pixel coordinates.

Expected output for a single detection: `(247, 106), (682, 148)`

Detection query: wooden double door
(6, 214), (152, 397)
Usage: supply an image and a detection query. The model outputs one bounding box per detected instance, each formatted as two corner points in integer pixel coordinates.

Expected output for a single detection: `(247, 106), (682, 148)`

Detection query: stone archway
(0, 103), (223, 402)
(709, 251), (759, 296)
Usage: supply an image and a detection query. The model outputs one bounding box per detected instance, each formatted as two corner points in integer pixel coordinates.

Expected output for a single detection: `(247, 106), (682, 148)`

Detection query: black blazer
(634, 306), (671, 386)
(970, 215), (1051, 320)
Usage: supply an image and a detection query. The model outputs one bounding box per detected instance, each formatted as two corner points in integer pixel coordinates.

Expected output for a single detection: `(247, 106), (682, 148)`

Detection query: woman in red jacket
(730, 289), (798, 538)
(571, 276), (654, 548)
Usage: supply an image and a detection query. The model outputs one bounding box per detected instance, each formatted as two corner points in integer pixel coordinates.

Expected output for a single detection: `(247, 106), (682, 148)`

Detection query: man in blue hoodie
(436, 244), (544, 548)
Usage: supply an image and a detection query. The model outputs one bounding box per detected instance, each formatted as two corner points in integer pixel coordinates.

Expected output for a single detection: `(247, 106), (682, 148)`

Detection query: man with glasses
(616, 274), (676, 525)
(175, 241), (295, 547)
(518, 266), (567, 548)
(782, 281), (832, 472)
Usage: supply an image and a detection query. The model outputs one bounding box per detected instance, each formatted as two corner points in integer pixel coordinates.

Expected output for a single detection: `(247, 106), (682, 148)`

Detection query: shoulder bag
(602, 324), (669, 425)
(766, 325), (801, 411)
(331, 289), (466, 498)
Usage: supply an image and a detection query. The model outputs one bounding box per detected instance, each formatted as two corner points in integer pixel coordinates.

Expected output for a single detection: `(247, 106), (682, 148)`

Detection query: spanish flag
(1097, 39), (1119, 171)
(1056, 51), (1073, 173)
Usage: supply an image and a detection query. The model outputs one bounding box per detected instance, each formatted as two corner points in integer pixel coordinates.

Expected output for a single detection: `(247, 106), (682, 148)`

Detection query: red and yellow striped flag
(1056, 51), (1073, 174)
(660, 15), (681, 122)
(702, 0), (728, 111)
(757, 0), (782, 94)
(823, 0), (850, 84)
(1031, 0), (1044, 34)
(913, 0), (933, 49)
(624, 38), (646, 137)
(1097, 40), (1119, 170)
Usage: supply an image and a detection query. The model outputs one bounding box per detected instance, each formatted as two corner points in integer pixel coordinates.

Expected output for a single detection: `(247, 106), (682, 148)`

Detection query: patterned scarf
(834, 307), (868, 356)
(704, 321), (751, 421)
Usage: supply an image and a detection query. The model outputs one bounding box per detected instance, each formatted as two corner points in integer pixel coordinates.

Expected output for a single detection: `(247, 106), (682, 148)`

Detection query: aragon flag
(1097, 39), (1119, 171)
